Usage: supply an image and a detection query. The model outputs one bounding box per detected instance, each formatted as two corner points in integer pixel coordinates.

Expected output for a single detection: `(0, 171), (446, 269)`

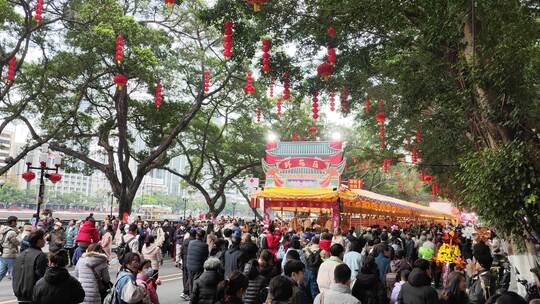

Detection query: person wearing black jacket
(12, 229), (48, 303)
(186, 229), (209, 298)
(243, 259), (269, 304)
(191, 257), (224, 304)
(181, 229), (196, 300)
(352, 256), (388, 304)
(240, 233), (258, 262)
(224, 236), (246, 277)
(398, 259), (439, 304)
(32, 249), (85, 304)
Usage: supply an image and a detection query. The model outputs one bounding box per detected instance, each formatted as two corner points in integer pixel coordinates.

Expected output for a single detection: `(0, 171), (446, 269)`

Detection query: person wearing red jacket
(75, 219), (100, 244)
(264, 224), (281, 256)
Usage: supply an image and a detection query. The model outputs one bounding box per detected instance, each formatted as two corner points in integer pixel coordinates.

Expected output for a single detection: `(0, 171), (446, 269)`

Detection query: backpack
(305, 248), (323, 272)
(117, 236), (136, 265)
(0, 228), (13, 256)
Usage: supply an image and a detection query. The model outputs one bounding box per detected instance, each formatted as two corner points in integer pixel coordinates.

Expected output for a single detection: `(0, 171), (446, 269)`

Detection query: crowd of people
(0, 211), (538, 304)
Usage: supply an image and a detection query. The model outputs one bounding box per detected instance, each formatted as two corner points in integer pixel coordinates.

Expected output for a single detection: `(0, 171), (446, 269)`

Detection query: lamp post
(109, 192), (115, 218)
(21, 144), (62, 227)
(182, 197), (187, 219)
(232, 202), (237, 218)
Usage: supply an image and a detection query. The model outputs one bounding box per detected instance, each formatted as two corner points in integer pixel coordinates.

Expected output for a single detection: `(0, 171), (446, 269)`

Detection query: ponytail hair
(217, 271), (248, 303)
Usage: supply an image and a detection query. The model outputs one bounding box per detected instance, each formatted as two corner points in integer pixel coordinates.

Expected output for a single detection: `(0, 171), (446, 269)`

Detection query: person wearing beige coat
(142, 235), (162, 271)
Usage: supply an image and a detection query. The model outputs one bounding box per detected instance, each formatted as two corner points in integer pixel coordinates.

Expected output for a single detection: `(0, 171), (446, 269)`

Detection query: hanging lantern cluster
(365, 95), (370, 113)
(35, 0), (43, 22)
(312, 91), (319, 120)
(113, 74), (128, 91)
(256, 107), (261, 124)
(329, 91), (335, 112)
(340, 85), (349, 113)
(283, 71), (290, 100)
(246, 0), (267, 12)
(223, 21), (233, 59)
(317, 63), (333, 81)
(6, 57), (16, 82)
(261, 39), (271, 74)
(204, 70), (210, 95)
(276, 97), (282, 115)
(154, 81), (162, 109)
(116, 34), (123, 65)
(244, 70), (255, 95)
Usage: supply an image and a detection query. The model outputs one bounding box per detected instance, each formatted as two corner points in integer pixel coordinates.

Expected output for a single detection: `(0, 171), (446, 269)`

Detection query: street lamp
(182, 197), (187, 219)
(109, 192), (115, 218)
(21, 144), (62, 227)
(232, 202), (237, 218)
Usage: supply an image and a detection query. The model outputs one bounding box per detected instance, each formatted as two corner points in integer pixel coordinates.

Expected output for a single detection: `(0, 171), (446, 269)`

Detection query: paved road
(0, 258), (189, 304)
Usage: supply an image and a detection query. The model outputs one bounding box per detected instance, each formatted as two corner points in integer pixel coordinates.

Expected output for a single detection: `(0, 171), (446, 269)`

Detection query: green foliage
(455, 142), (540, 238)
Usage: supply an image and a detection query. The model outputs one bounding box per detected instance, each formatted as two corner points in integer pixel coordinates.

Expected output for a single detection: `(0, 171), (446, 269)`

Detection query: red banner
(277, 158), (328, 170)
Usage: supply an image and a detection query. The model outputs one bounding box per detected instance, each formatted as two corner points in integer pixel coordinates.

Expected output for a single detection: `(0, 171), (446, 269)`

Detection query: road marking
(157, 273), (182, 279)
(160, 276), (182, 283)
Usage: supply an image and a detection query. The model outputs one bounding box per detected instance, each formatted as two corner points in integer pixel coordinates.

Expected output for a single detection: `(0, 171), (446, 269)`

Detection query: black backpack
(305, 248), (323, 272)
(117, 236), (136, 265)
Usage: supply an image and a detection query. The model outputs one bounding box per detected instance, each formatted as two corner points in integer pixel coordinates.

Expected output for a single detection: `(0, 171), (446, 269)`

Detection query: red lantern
(329, 91), (335, 112)
(327, 26), (336, 38)
(246, 0), (267, 12)
(35, 0), (43, 22)
(48, 173), (62, 183)
(256, 107), (261, 123)
(6, 57), (16, 82)
(22, 171), (36, 182)
(312, 91), (319, 120)
(115, 34), (123, 65)
(341, 85), (349, 113)
(384, 159), (391, 174)
(223, 21), (233, 59)
(261, 39), (271, 74)
(154, 81), (162, 109)
(308, 127), (318, 135)
(204, 70), (210, 94)
(244, 71), (255, 95)
(365, 95), (370, 113)
(424, 175), (433, 183)
(292, 132), (297, 141)
(165, 0), (175, 5)
(412, 147), (417, 164)
(113, 74), (128, 90)
(327, 48), (336, 65)
(317, 63), (333, 81)
(282, 71), (290, 100)
(375, 112), (385, 123)
(276, 97), (282, 115)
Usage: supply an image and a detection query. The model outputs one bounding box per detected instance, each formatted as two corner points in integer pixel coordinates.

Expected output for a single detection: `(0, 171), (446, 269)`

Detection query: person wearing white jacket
(314, 264), (360, 304)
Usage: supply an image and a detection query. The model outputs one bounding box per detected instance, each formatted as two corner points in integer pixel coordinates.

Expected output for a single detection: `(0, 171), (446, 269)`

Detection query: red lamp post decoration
(246, 0), (267, 12)
(276, 97), (282, 115)
(35, 0), (43, 22)
(317, 62), (333, 81)
(244, 71), (255, 95)
(203, 70), (210, 95)
(327, 26), (336, 38)
(223, 21), (233, 59)
(327, 48), (336, 66)
(341, 85), (349, 113)
(282, 71), (290, 100)
(329, 91), (335, 112)
(261, 39), (271, 74)
(113, 74), (128, 91)
(154, 81), (162, 109)
(48, 173), (62, 183)
(22, 171), (36, 182)
(312, 91), (319, 120)
(6, 57), (16, 82)
(115, 34), (123, 65)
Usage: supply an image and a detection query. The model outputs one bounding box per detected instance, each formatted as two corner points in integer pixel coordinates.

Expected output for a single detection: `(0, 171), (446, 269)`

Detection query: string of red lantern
(282, 71), (290, 100)
(276, 97), (282, 115)
(154, 81), (162, 109)
(256, 107), (261, 124)
(327, 48), (336, 66)
(246, 0), (267, 12)
(365, 95), (370, 113)
(6, 57), (16, 82)
(204, 70), (210, 94)
(375, 98), (385, 150)
(113, 74), (128, 91)
(223, 22), (233, 60)
(269, 77), (275, 97)
(35, 0), (43, 22)
(383, 159), (391, 174)
(115, 34), (123, 65)
(412, 146), (417, 164)
(261, 39), (271, 74)
(341, 85), (349, 113)
(329, 91), (335, 112)
(244, 70), (255, 95)
(312, 91), (319, 120)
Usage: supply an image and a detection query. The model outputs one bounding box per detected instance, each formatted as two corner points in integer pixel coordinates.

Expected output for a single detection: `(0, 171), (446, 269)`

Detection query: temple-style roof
(267, 141), (341, 157)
